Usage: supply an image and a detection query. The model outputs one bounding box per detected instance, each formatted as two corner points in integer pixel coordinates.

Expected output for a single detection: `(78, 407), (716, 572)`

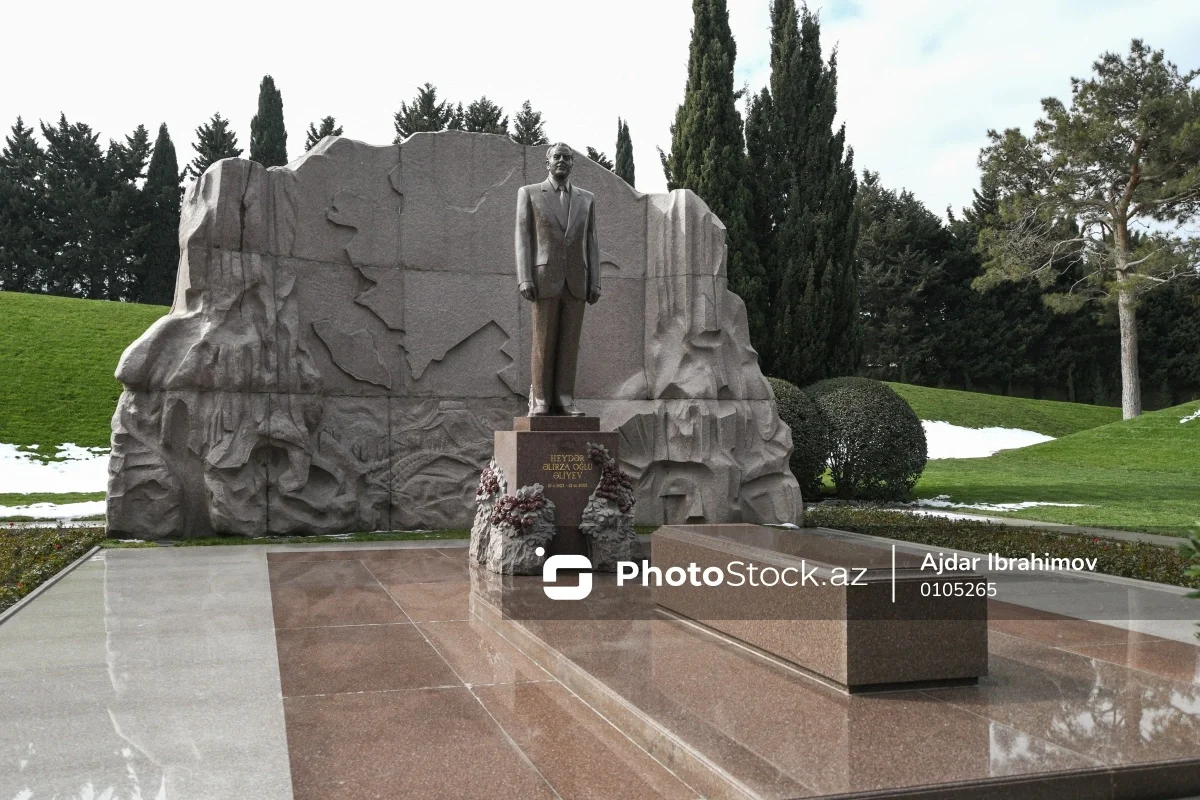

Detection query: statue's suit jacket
(515, 179), (600, 301)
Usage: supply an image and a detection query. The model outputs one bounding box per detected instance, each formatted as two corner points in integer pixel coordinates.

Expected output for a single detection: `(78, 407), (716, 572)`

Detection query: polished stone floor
(2, 540), (1198, 799)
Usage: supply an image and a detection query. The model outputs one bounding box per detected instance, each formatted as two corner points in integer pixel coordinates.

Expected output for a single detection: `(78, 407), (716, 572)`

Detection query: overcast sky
(4, 0), (1199, 218)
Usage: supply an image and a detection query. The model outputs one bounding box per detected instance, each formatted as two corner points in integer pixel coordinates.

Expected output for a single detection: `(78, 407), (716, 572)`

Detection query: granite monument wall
(107, 132), (801, 537)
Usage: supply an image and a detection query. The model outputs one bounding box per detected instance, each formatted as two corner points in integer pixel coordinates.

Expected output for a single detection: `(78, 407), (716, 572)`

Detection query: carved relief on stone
(109, 133), (800, 539)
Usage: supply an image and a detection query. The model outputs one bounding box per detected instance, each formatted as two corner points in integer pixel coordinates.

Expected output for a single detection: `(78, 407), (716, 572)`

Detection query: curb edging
(0, 545), (101, 626)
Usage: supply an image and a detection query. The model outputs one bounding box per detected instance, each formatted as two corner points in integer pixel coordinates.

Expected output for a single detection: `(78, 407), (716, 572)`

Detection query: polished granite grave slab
(6, 538), (1198, 799)
(651, 525), (988, 691)
(468, 548), (1200, 799)
(264, 544), (698, 799)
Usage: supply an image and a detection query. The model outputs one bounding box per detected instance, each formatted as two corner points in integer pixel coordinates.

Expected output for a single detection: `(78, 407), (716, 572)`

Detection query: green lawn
(914, 399), (1200, 537)
(887, 382), (1121, 437)
(0, 492), (106, 507)
(0, 291), (168, 453)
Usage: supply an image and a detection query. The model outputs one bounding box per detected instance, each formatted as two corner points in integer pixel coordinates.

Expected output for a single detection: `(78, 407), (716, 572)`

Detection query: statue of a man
(514, 143), (601, 416)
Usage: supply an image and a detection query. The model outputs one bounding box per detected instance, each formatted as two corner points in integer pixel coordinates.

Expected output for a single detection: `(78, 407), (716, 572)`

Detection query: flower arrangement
(489, 485), (550, 534)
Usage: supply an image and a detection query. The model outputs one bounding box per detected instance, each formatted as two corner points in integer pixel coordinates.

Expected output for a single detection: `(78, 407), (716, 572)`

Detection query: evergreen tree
(393, 83), (457, 142)
(463, 97), (508, 134)
(661, 0), (767, 353)
(110, 124), (151, 301)
(585, 147), (614, 170)
(511, 100), (548, 146)
(0, 117), (48, 292)
(304, 116), (343, 151)
(187, 113), (242, 179)
(614, 118), (635, 186)
(448, 102), (465, 131)
(39, 115), (144, 299)
(976, 39), (1200, 418)
(137, 123), (182, 305)
(748, 0), (859, 384)
(249, 75), (287, 167)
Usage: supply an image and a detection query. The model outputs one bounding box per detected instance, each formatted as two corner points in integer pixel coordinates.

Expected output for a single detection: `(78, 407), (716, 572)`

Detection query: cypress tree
(660, 0), (767, 353)
(750, 0), (859, 384)
(463, 97), (508, 134)
(0, 117), (47, 293)
(249, 75), (288, 167)
(585, 147), (614, 170)
(137, 123), (182, 305)
(304, 116), (343, 151)
(187, 113), (242, 179)
(614, 118), (635, 187)
(393, 83), (457, 142)
(511, 100), (548, 146)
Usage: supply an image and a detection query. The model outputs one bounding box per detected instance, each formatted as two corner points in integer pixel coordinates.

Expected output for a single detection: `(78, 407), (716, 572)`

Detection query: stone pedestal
(494, 417), (618, 559)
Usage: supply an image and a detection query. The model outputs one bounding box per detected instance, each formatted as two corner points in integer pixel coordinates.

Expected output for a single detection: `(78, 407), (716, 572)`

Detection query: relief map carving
(108, 131), (800, 537)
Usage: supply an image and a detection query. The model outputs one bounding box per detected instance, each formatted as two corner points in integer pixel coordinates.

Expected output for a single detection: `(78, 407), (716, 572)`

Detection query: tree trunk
(1117, 280), (1141, 419)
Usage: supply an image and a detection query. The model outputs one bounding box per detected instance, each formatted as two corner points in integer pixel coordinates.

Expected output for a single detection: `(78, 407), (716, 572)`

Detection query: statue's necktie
(559, 187), (568, 217)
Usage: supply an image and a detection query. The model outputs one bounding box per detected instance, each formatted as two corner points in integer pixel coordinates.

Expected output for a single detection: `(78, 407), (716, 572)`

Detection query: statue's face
(546, 145), (573, 179)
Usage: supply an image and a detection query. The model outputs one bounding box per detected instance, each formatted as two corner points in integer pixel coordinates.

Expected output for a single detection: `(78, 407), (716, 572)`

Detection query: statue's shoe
(529, 402), (552, 416)
(558, 403), (586, 417)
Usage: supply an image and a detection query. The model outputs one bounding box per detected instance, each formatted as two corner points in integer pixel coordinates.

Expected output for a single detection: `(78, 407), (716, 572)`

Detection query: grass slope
(888, 382), (1121, 437)
(0, 291), (168, 451)
(916, 400), (1200, 536)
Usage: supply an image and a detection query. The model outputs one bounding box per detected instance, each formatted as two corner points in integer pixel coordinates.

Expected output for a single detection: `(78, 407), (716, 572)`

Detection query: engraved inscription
(541, 453), (595, 489)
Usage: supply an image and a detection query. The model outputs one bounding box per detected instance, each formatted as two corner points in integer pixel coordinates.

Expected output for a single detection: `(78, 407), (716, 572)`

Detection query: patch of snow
(0, 500), (107, 519)
(1180, 408), (1200, 424)
(913, 495), (1089, 513)
(0, 443), (109, 494)
(922, 420), (1054, 459)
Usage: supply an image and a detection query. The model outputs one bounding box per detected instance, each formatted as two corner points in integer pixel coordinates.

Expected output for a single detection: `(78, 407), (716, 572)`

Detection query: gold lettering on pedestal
(540, 452), (594, 489)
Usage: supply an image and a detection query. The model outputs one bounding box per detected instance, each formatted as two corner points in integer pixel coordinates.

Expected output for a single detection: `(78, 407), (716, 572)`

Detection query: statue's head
(545, 142), (573, 180)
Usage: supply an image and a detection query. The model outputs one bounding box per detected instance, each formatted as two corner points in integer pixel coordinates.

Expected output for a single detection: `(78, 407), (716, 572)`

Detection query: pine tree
(511, 100), (548, 146)
(448, 102), (465, 130)
(249, 75), (288, 167)
(187, 113), (242, 179)
(463, 97), (508, 134)
(304, 116), (344, 151)
(136, 123), (182, 305)
(975, 39), (1200, 418)
(586, 147), (614, 170)
(748, 0), (859, 384)
(660, 0), (767, 355)
(393, 83), (457, 142)
(0, 117), (48, 293)
(614, 118), (635, 187)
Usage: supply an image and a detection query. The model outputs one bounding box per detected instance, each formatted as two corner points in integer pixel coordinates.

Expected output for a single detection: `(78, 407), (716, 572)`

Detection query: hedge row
(805, 505), (1200, 590)
(0, 526), (105, 613)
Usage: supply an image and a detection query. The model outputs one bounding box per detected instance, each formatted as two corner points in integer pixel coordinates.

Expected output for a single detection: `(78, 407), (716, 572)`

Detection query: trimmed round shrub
(767, 377), (832, 498)
(806, 377), (927, 501)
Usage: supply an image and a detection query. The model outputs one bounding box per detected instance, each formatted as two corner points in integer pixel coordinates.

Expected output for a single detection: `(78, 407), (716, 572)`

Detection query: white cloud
(1, 0), (1197, 219)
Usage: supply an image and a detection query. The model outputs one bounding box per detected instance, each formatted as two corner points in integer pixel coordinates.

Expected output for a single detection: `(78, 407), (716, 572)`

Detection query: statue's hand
(518, 281), (537, 302)
(587, 286), (601, 305)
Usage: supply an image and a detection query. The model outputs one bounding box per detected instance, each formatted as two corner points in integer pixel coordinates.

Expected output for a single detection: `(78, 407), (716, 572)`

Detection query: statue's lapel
(565, 186), (583, 235)
(540, 180), (568, 230)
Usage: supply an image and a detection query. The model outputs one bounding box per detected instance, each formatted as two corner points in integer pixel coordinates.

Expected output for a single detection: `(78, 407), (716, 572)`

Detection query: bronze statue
(514, 143), (601, 416)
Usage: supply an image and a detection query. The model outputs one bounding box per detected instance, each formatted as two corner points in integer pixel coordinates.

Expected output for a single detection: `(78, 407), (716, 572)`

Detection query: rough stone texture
(109, 131), (800, 538)
(470, 461), (556, 575)
(579, 443), (641, 571)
